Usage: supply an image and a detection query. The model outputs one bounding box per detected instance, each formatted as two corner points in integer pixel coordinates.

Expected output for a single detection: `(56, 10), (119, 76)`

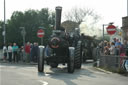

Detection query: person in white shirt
(8, 43), (13, 62)
(3, 45), (7, 61)
(109, 42), (115, 55)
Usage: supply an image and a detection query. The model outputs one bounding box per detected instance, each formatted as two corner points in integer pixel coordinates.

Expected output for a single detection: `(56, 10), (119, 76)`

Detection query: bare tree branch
(64, 7), (101, 25)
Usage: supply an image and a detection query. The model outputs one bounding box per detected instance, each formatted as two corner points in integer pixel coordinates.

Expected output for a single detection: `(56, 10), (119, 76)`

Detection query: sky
(0, 0), (127, 28)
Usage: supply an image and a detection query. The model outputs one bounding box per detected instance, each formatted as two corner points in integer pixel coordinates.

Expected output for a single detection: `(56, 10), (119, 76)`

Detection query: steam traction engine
(38, 6), (82, 73)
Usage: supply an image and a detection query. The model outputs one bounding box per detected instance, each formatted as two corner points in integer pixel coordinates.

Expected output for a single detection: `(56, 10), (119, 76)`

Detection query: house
(121, 16), (128, 40)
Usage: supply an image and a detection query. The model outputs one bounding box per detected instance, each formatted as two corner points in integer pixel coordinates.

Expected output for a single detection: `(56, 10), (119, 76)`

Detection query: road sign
(37, 29), (44, 38)
(106, 25), (116, 35)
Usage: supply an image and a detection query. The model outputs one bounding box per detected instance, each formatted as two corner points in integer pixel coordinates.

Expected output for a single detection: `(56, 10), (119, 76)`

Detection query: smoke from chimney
(80, 22), (102, 38)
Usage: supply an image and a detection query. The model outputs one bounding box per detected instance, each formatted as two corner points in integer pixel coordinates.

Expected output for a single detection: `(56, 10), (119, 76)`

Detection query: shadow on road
(38, 64), (96, 85)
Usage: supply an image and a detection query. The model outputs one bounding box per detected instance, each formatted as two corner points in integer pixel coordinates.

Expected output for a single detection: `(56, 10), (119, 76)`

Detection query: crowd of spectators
(2, 38), (128, 63)
(2, 42), (39, 63)
(103, 38), (128, 57)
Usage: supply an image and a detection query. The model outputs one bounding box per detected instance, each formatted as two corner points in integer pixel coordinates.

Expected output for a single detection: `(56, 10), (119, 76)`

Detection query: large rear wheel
(38, 46), (45, 72)
(74, 41), (82, 69)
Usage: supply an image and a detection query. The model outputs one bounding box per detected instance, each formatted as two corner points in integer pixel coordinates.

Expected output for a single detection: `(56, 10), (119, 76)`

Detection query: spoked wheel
(68, 47), (75, 73)
(38, 46), (45, 72)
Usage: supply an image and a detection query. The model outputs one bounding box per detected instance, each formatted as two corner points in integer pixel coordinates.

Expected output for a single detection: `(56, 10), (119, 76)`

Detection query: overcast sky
(0, 0), (127, 27)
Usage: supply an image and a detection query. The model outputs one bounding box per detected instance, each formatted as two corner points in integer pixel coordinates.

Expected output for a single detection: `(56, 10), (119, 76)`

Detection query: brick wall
(122, 16), (128, 40)
(122, 17), (128, 27)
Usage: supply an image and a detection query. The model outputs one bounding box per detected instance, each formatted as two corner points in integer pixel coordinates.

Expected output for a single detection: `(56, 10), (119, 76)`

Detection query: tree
(7, 11), (24, 45)
(5, 8), (55, 46)
(0, 21), (4, 48)
(65, 7), (100, 25)
(37, 8), (55, 45)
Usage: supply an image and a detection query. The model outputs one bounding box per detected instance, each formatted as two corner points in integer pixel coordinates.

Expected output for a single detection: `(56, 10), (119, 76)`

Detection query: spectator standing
(45, 45), (52, 57)
(104, 42), (111, 55)
(109, 42), (115, 55)
(119, 44), (126, 66)
(31, 42), (39, 62)
(25, 42), (31, 63)
(3, 44), (7, 62)
(113, 38), (117, 44)
(19, 46), (25, 62)
(8, 43), (13, 62)
(12, 43), (19, 63)
(125, 40), (128, 56)
(30, 43), (33, 62)
(120, 44), (125, 56)
(115, 39), (121, 55)
(115, 39), (122, 47)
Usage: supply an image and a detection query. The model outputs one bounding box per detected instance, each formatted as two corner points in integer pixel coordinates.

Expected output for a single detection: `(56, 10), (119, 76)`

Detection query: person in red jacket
(25, 42), (30, 63)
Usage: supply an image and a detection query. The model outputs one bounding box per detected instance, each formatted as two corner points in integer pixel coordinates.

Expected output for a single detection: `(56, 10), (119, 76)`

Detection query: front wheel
(38, 46), (45, 72)
(68, 47), (75, 73)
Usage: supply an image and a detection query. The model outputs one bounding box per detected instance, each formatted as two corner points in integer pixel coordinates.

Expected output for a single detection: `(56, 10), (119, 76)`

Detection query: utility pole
(38, 27), (45, 45)
(103, 24), (105, 44)
(102, 22), (114, 52)
(3, 0), (6, 45)
(127, 0), (128, 16)
(20, 27), (26, 58)
(102, 24), (106, 52)
(20, 27), (26, 47)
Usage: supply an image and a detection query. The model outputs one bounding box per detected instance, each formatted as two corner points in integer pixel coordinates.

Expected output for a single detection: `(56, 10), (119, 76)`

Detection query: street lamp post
(3, 0), (6, 45)
(20, 27), (26, 47)
(20, 27), (26, 58)
(127, 0), (128, 16)
(102, 24), (107, 52)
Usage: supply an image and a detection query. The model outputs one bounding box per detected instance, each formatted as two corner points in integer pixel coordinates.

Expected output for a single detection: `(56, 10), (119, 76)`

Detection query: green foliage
(0, 8), (55, 47)
(0, 21), (4, 48)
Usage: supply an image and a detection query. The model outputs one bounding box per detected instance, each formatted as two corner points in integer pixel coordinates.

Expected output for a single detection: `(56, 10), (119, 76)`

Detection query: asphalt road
(0, 63), (128, 85)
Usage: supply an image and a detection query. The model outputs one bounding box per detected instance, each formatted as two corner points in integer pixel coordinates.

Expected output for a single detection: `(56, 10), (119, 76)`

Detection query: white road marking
(38, 80), (48, 85)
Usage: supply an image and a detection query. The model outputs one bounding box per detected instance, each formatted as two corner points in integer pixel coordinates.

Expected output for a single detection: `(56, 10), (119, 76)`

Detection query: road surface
(0, 63), (128, 85)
